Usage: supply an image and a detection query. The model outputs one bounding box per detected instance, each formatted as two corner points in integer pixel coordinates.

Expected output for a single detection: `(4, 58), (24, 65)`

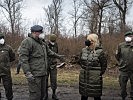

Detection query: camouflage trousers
(28, 75), (48, 100)
(48, 66), (57, 90)
(119, 71), (133, 98)
(0, 75), (13, 100)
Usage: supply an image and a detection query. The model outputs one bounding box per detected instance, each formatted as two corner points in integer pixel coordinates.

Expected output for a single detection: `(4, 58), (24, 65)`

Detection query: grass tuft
(11, 68), (121, 89)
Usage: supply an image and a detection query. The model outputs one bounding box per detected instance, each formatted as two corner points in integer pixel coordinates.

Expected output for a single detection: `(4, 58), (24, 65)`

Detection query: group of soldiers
(0, 25), (61, 100)
(0, 24), (133, 100)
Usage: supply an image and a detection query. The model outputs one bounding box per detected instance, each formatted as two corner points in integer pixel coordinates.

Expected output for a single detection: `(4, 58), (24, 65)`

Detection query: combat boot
(52, 94), (58, 100)
(43, 91), (48, 100)
(0, 92), (1, 100)
(7, 99), (12, 100)
(52, 89), (58, 100)
(122, 97), (125, 100)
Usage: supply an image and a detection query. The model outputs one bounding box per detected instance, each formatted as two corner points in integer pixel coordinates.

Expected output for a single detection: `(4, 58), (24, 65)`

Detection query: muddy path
(0, 84), (131, 100)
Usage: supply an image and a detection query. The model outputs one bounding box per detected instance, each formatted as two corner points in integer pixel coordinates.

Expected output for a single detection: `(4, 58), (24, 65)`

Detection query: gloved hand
(58, 55), (65, 62)
(25, 72), (35, 82)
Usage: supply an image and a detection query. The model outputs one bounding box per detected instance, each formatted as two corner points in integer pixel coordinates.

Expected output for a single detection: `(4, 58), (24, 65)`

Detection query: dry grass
(103, 75), (119, 89)
(11, 68), (27, 85)
(11, 68), (120, 89)
(57, 68), (79, 86)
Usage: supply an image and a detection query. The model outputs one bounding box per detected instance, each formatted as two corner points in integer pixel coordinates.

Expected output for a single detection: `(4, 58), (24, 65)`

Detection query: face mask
(0, 38), (5, 44)
(125, 37), (132, 42)
(85, 40), (91, 47)
(50, 41), (55, 45)
(39, 33), (45, 39)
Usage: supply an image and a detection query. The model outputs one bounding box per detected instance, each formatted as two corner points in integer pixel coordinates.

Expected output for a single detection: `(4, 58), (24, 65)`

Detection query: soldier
(79, 34), (107, 100)
(15, 46), (22, 75)
(15, 60), (22, 75)
(115, 31), (133, 100)
(18, 25), (64, 100)
(0, 33), (15, 100)
(47, 34), (59, 100)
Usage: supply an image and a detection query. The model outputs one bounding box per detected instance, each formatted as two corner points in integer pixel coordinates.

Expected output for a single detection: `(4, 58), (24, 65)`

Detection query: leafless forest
(0, 0), (133, 99)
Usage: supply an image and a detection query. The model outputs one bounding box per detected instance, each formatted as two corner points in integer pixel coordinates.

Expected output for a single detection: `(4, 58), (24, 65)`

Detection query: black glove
(25, 72), (35, 82)
(58, 55), (65, 62)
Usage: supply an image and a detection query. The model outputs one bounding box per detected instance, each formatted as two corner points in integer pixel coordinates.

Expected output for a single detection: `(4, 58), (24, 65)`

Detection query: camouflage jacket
(79, 46), (107, 97)
(0, 44), (15, 76)
(115, 42), (133, 72)
(19, 35), (60, 76)
(47, 41), (58, 69)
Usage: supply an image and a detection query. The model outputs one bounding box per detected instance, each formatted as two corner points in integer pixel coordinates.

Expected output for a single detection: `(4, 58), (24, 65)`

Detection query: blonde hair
(87, 34), (99, 52)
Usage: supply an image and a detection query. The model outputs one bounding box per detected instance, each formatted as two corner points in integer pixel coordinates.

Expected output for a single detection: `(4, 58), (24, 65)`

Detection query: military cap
(125, 31), (133, 36)
(49, 34), (57, 41)
(30, 25), (43, 33)
(0, 33), (4, 38)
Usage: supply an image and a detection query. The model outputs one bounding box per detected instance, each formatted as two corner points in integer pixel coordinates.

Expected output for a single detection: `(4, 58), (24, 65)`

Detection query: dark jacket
(47, 41), (58, 69)
(115, 42), (133, 72)
(0, 44), (15, 76)
(79, 46), (107, 97)
(19, 34), (60, 76)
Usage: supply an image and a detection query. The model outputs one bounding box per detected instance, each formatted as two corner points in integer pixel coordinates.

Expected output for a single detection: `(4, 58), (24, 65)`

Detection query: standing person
(115, 31), (133, 100)
(15, 46), (22, 75)
(15, 60), (22, 75)
(47, 34), (59, 100)
(0, 33), (15, 100)
(18, 25), (64, 100)
(79, 34), (107, 100)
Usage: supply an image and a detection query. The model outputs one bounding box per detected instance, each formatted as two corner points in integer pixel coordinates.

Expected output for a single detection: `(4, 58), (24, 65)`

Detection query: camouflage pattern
(47, 41), (58, 90)
(49, 34), (57, 42)
(19, 34), (60, 100)
(0, 42), (15, 100)
(115, 42), (133, 98)
(115, 42), (133, 71)
(28, 76), (48, 100)
(0, 75), (13, 100)
(0, 33), (4, 37)
(79, 46), (107, 97)
(19, 35), (60, 76)
(125, 31), (133, 36)
(0, 44), (15, 76)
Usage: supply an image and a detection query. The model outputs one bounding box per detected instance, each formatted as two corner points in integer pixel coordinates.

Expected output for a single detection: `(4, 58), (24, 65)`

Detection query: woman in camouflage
(79, 34), (107, 100)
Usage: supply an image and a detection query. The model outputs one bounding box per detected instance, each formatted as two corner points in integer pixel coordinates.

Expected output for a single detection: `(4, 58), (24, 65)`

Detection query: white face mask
(0, 38), (5, 44)
(125, 37), (132, 42)
(50, 41), (55, 45)
(39, 33), (45, 39)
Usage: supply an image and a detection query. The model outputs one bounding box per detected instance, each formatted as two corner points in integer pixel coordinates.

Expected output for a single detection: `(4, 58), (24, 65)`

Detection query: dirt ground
(0, 84), (132, 100)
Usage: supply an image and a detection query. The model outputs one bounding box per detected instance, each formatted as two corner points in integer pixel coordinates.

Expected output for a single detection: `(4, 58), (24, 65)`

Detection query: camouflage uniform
(19, 25), (62, 100)
(47, 40), (58, 99)
(15, 46), (22, 74)
(116, 34), (133, 100)
(0, 33), (15, 100)
(79, 46), (107, 99)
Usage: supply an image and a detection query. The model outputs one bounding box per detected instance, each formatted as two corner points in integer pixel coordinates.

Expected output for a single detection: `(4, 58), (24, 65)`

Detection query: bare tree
(92, 0), (111, 44)
(0, 0), (23, 35)
(113, 0), (133, 33)
(44, 0), (63, 35)
(44, 6), (55, 34)
(82, 0), (111, 44)
(106, 4), (121, 35)
(0, 20), (9, 34)
(82, 0), (99, 34)
(69, 0), (85, 38)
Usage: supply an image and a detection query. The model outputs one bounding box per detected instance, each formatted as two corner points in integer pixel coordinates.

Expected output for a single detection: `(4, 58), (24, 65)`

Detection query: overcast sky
(22, 0), (133, 24)
(1, 0), (133, 34)
(22, 0), (72, 25)
(20, 0), (74, 34)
